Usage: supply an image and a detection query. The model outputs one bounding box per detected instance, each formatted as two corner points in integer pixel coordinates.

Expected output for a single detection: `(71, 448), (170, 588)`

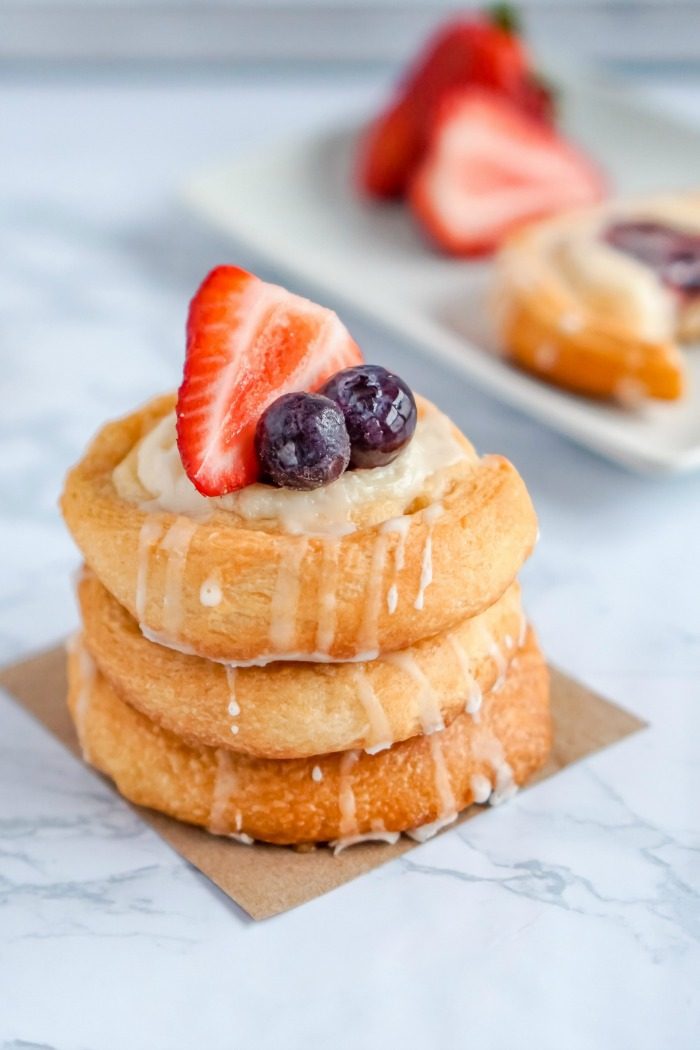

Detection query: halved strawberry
(357, 8), (551, 199)
(409, 89), (604, 256)
(176, 267), (363, 496)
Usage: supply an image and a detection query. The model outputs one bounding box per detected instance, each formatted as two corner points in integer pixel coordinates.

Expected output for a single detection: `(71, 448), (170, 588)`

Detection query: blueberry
(255, 392), (350, 490)
(320, 365), (417, 469)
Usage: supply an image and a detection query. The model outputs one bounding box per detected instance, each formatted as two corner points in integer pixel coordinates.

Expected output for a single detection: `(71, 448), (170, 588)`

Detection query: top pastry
(62, 267), (537, 664)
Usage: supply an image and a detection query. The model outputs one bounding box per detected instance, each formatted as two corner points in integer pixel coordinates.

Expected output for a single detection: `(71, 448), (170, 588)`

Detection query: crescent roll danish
(67, 628), (551, 846)
(494, 191), (700, 402)
(62, 394), (537, 664)
(62, 264), (552, 853)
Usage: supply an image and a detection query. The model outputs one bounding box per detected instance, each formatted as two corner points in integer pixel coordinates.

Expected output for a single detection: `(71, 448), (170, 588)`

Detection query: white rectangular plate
(184, 78), (700, 474)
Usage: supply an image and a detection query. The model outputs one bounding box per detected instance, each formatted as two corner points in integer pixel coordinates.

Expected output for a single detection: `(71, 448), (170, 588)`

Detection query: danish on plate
(493, 192), (700, 401)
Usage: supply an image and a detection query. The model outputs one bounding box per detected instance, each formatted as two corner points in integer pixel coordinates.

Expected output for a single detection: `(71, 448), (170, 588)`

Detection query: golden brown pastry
(62, 393), (538, 664)
(62, 266), (552, 852)
(67, 628), (551, 846)
(78, 569), (526, 758)
(493, 192), (700, 401)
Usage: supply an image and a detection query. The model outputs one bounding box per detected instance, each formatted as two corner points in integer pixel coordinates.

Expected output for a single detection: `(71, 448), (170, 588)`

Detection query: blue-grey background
(2, 1), (700, 67)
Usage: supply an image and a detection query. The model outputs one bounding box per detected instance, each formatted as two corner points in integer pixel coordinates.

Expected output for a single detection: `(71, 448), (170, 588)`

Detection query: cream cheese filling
(113, 400), (473, 536)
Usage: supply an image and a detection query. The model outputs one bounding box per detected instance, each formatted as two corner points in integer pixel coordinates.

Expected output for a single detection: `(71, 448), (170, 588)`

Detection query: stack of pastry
(61, 266), (551, 849)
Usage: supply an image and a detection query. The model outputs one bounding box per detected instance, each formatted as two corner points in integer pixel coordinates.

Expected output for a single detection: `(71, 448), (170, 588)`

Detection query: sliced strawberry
(409, 89), (604, 256)
(176, 267), (363, 496)
(357, 9), (551, 199)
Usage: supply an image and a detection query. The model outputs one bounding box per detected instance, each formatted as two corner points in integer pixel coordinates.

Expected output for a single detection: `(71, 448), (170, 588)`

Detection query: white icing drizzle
(491, 765), (517, 806)
(68, 634), (96, 761)
(488, 637), (508, 693)
(223, 647), (381, 668)
(406, 813), (457, 843)
(139, 624), (200, 656)
(383, 651), (444, 735)
(466, 683), (483, 719)
(354, 666), (393, 753)
(209, 749), (239, 834)
(330, 829), (400, 855)
(199, 575), (222, 607)
(141, 641), (384, 668)
(315, 538), (339, 655)
(470, 773), (493, 804)
(364, 740), (392, 756)
(268, 538), (308, 653)
(381, 514), (410, 615)
(311, 765), (324, 783)
(356, 532), (390, 658)
(135, 517), (165, 621)
(415, 539), (433, 611)
(136, 625), (382, 668)
(337, 750), (360, 837)
(414, 503), (443, 610)
(405, 737), (459, 842)
(429, 734), (457, 818)
(160, 517), (198, 636)
(225, 665), (240, 736)
(447, 633), (483, 719)
(225, 666), (239, 717)
(476, 732), (517, 806)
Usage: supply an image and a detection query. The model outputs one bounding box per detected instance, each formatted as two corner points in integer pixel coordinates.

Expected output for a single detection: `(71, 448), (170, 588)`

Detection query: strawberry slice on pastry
(176, 266), (363, 496)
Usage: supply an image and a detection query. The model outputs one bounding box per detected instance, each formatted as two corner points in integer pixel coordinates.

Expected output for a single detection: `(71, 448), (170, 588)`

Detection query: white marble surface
(1, 69), (699, 1049)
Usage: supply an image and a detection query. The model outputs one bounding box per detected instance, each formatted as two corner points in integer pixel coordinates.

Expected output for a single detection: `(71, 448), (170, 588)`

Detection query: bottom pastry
(67, 629), (551, 847)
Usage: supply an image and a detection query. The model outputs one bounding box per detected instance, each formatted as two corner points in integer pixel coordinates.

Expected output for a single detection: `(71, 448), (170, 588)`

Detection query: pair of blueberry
(255, 365), (417, 490)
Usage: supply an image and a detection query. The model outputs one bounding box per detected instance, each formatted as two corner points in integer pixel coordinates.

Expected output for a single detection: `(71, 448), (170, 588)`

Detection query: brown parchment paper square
(0, 646), (646, 920)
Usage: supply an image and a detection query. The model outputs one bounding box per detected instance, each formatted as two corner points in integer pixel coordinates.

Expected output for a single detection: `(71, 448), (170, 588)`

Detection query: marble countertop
(1, 68), (699, 1050)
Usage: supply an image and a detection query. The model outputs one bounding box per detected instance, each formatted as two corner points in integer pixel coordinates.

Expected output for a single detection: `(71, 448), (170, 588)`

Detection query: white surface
(186, 77), (700, 474)
(1, 70), (699, 1050)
